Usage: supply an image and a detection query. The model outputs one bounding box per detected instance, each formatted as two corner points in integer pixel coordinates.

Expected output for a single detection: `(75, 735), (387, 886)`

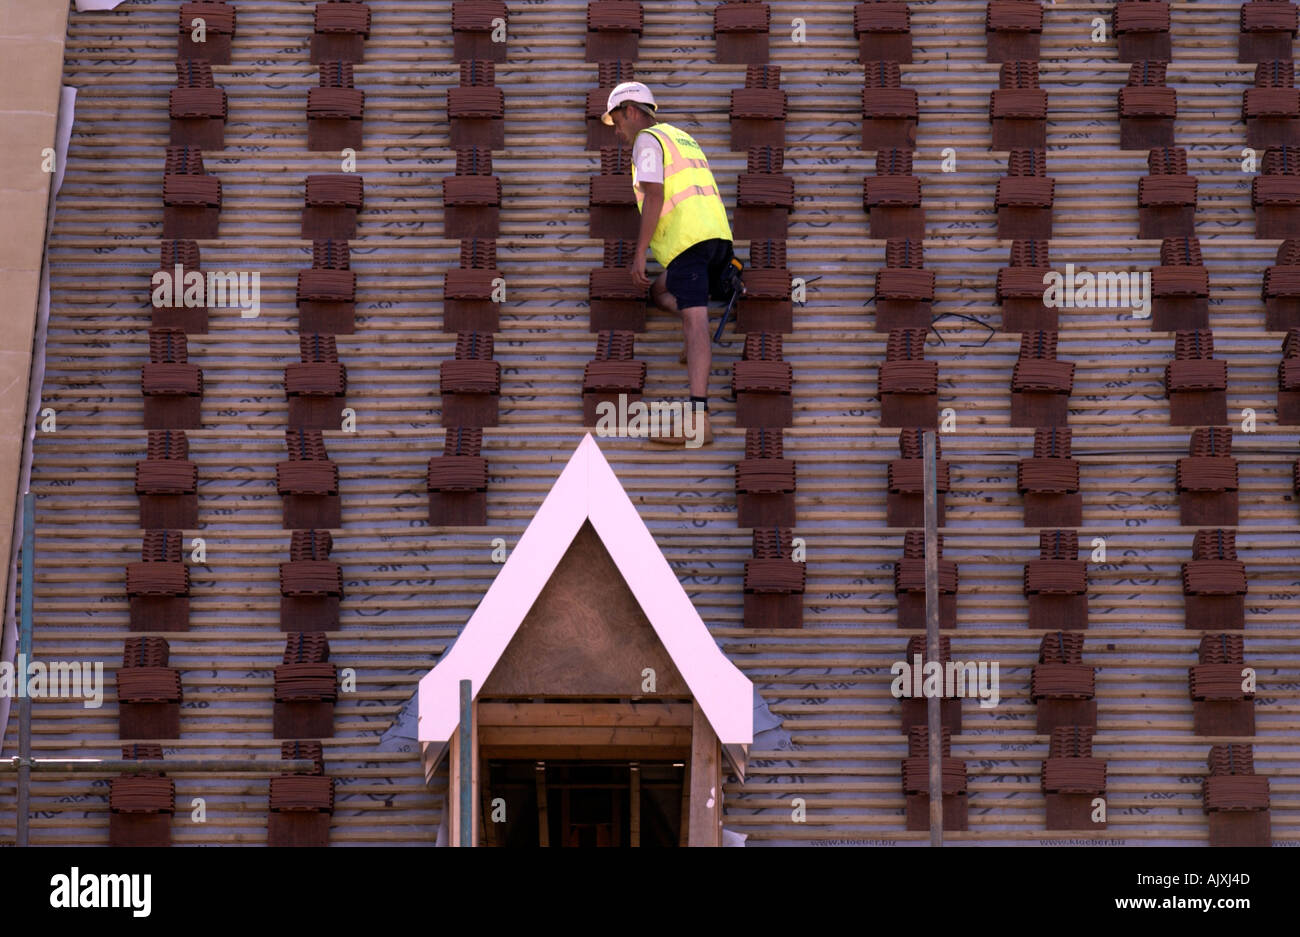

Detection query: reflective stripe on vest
(632, 123), (733, 267)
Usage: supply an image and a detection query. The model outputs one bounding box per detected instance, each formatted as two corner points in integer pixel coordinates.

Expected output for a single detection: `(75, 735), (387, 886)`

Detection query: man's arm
(632, 181), (663, 288)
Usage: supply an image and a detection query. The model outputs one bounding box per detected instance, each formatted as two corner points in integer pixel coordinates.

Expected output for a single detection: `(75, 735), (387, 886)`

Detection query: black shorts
(664, 238), (733, 310)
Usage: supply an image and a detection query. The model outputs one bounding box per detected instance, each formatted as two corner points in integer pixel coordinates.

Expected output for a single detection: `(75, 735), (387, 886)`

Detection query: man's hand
(631, 254), (650, 289)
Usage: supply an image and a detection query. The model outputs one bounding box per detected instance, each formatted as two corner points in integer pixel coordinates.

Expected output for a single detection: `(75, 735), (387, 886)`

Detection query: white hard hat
(601, 81), (657, 125)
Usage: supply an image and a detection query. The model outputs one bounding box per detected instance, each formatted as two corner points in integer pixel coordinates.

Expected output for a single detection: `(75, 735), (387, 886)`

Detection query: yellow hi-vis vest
(631, 122), (733, 267)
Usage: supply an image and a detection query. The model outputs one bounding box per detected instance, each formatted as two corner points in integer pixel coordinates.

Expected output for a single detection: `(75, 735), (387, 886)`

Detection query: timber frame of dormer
(418, 435), (753, 846)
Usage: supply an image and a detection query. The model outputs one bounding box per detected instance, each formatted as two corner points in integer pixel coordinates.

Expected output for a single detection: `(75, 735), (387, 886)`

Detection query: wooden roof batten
(417, 433), (754, 776)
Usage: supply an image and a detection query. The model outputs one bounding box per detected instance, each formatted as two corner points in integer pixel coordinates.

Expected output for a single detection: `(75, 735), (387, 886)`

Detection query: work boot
(646, 418), (686, 446)
(694, 411), (713, 446)
(646, 405), (712, 447)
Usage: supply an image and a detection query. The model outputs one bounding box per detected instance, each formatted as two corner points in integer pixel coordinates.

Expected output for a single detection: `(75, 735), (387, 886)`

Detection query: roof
(5, 0), (1299, 847)
(417, 433), (753, 770)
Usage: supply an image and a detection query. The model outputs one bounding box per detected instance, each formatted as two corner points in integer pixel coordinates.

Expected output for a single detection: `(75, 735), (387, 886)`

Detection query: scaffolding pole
(459, 678), (472, 847)
(2, 758), (319, 774)
(924, 432), (943, 847)
(16, 492), (32, 847)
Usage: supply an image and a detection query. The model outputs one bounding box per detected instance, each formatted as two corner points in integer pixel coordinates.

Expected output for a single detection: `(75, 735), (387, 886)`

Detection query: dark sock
(690, 395), (708, 413)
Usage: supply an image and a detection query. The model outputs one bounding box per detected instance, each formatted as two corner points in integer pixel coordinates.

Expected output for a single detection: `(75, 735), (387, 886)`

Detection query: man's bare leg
(645, 272), (713, 443)
(651, 272), (709, 395)
(650, 272), (677, 314)
(680, 306), (710, 399)
(650, 273), (693, 364)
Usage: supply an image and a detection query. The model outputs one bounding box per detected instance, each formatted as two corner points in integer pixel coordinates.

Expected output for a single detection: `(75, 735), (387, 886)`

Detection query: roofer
(603, 81), (741, 447)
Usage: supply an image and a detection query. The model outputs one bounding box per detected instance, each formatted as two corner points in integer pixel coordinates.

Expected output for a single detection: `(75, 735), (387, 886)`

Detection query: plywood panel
(477, 701), (693, 727)
(481, 521), (689, 698)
